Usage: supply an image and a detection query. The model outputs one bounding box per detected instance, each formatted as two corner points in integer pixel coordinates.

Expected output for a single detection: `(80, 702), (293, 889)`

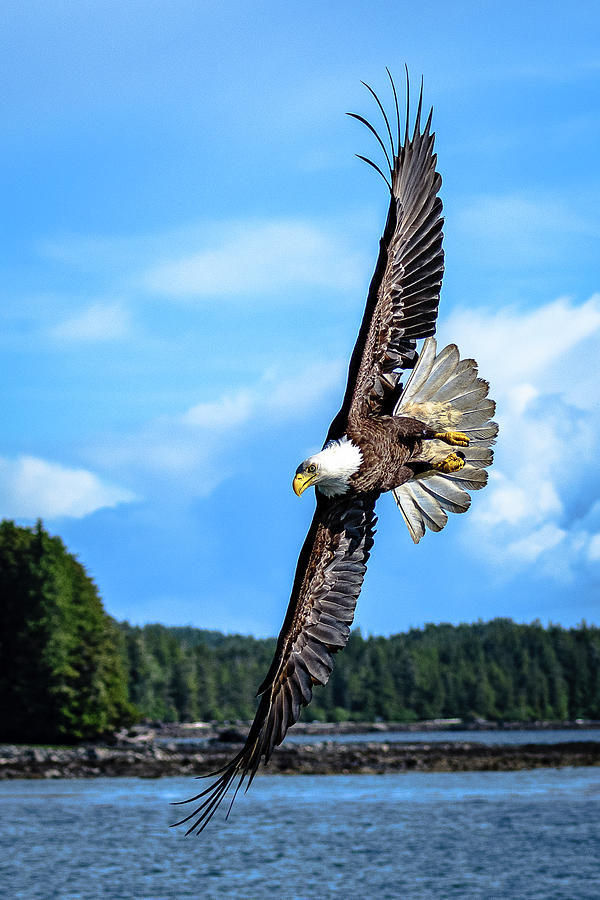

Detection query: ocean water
(1, 770), (598, 899)
(284, 728), (600, 745)
(163, 727), (600, 751)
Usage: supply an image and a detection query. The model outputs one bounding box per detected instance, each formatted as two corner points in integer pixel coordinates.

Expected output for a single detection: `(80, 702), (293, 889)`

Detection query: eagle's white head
(292, 436), (363, 498)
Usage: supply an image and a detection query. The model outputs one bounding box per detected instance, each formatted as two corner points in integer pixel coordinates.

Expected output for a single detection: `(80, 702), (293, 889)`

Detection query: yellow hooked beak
(292, 470), (318, 497)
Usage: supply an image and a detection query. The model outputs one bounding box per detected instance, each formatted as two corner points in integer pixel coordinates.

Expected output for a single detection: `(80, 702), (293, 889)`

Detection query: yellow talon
(434, 452), (465, 474)
(435, 431), (470, 447)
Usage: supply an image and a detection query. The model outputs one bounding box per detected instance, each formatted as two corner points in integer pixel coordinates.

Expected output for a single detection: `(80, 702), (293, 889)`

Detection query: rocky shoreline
(2, 736), (599, 780)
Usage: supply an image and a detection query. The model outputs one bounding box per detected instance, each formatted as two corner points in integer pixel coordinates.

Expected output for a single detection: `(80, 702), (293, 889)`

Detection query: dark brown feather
(327, 76), (444, 441)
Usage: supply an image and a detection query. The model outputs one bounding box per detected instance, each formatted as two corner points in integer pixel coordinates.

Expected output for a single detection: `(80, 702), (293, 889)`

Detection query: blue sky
(2, 1), (600, 635)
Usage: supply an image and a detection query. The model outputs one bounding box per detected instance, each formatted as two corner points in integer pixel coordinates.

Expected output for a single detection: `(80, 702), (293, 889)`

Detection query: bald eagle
(173, 73), (497, 833)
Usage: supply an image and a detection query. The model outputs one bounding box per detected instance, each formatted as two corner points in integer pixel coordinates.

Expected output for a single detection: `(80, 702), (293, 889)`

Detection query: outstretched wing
(173, 492), (378, 834)
(327, 73), (444, 440)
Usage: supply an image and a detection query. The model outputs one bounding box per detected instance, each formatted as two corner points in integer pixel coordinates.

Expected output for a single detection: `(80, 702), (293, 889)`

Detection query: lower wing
(172, 491), (378, 834)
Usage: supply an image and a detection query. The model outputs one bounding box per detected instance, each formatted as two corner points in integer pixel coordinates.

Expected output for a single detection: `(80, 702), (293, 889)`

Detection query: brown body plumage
(173, 72), (497, 834)
(347, 415), (433, 493)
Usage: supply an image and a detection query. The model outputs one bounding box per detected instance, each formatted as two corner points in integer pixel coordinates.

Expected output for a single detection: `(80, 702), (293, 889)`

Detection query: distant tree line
(1, 520), (599, 742)
(119, 619), (600, 725)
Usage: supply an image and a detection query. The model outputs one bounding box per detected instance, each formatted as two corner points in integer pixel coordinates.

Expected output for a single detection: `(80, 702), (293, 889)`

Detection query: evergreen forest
(1, 520), (599, 742)
(0, 520), (134, 742)
(119, 619), (600, 725)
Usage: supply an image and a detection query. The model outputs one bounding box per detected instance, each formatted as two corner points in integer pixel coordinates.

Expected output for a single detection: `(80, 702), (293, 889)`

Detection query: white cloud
(182, 391), (254, 430)
(442, 295), (600, 390)
(49, 302), (132, 342)
(181, 360), (344, 433)
(588, 534), (600, 562)
(0, 455), (136, 520)
(89, 359), (345, 495)
(142, 219), (366, 298)
(440, 294), (600, 578)
(37, 216), (370, 311)
(505, 523), (567, 563)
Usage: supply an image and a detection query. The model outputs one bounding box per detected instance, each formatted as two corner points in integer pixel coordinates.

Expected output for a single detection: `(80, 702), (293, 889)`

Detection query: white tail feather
(393, 337), (497, 543)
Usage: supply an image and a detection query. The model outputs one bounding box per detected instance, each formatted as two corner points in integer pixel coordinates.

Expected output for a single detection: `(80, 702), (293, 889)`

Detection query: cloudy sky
(2, 1), (599, 635)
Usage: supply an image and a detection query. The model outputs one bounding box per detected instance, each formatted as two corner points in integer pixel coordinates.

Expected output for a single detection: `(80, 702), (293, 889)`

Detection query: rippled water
(2, 770), (599, 899)
(166, 728), (600, 748)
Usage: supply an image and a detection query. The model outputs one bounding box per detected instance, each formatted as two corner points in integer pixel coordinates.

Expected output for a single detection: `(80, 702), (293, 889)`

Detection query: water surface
(2, 769), (598, 899)
(168, 727), (600, 747)
(285, 728), (600, 745)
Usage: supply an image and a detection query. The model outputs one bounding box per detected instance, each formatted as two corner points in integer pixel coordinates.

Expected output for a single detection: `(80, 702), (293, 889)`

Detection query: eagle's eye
(307, 463), (317, 473)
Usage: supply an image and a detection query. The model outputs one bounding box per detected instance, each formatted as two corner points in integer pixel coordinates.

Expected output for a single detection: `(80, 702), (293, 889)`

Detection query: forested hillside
(118, 619), (600, 724)
(0, 520), (134, 742)
(2, 519), (599, 741)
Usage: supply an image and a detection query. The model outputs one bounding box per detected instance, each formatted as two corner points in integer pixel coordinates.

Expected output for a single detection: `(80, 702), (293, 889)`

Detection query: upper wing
(173, 492), (378, 834)
(327, 74), (444, 440)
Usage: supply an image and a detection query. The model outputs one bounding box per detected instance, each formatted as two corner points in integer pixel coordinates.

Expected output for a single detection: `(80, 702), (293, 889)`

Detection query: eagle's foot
(434, 452), (465, 474)
(434, 431), (469, 447)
